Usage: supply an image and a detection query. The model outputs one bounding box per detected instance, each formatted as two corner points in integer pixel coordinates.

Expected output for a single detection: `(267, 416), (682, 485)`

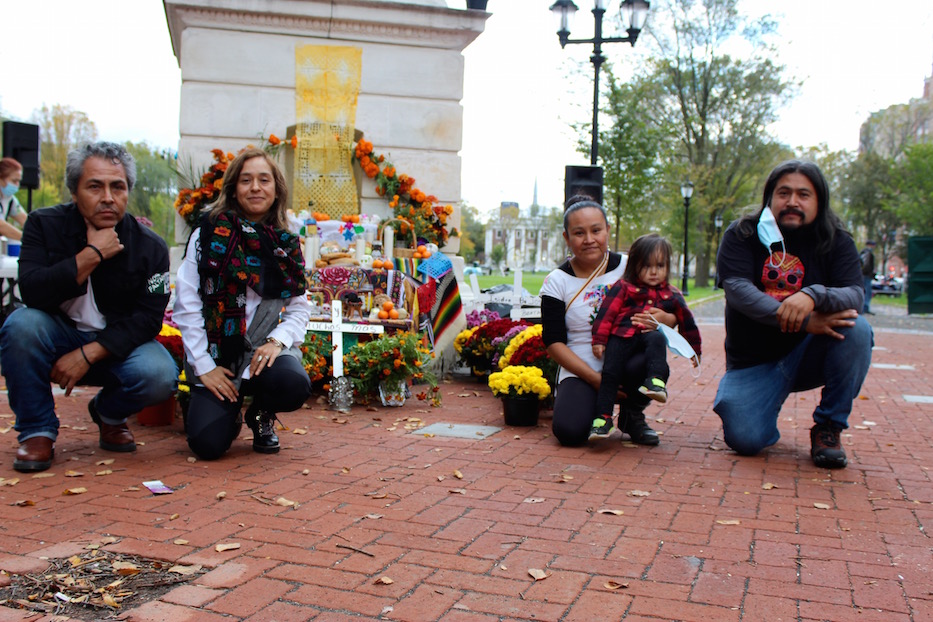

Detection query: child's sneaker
(638, 378), (667, 403)
(588, 416), (613, 440)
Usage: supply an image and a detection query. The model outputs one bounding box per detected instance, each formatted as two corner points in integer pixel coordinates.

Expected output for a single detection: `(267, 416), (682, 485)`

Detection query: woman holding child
(174, 149), (311, 460)
(540, 196), (677, 446)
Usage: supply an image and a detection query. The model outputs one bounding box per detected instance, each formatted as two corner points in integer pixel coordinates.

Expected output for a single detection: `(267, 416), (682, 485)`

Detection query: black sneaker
(620, 411), (660, 446)
(588, 416), (613, 440)
(810, 423), (847, 468)
(638, 378), (668, 404)
(246, 406), (280, 454)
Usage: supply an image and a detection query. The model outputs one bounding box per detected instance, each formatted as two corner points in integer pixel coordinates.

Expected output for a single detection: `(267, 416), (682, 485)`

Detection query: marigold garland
(353, 139), (458, 248)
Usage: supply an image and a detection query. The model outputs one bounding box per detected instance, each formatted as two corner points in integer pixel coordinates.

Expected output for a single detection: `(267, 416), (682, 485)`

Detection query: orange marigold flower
(268, 134), (281, 145)
(360, 155), (371, 167)
(290, 135), (298, 148)
(393, 359), (402, 368)
(211, 148), (224, 158)
(384, 166), (396, 178)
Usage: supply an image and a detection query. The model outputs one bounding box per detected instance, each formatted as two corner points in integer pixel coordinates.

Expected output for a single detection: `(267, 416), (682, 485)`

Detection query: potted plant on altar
(343, 331), (438, 407)
(144, 322), (185, 426)
(454, 317), (529, 376)
(487, 365), (551, 426)
(300, 331), (334, 390)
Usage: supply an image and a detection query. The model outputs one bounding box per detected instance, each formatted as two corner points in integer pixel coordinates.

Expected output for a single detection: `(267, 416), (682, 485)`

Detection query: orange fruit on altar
(382, 300), (394, 311)
(350, 214), (360, 223)
(416, 245), (427, 254)
(421, 250), (432, 258)
(372, 259), (383, 269)
(413, 252), (423, 258)
(377, 310), (389, 319)
(389, 309), (399, 319)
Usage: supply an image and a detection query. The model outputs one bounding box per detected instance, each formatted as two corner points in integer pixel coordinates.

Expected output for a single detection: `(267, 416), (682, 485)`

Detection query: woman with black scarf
(174, 149), (311, 459)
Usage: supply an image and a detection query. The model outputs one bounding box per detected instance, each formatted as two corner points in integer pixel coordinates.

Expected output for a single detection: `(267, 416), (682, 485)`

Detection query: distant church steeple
(532, 178), (539, 208)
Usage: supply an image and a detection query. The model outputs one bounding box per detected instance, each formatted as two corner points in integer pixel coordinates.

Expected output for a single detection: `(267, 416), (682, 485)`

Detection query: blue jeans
(0, 307), (177, 443)
(713, 315), (873, 456)
(863, 276), (873, 312)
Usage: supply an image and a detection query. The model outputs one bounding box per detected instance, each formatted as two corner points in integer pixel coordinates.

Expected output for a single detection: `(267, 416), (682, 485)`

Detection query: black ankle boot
(620, 410), (659, 446)
(246, 407), (280, 454)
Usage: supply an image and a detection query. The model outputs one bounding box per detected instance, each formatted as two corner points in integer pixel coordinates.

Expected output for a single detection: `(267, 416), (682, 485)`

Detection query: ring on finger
(257, 355), (264, 362)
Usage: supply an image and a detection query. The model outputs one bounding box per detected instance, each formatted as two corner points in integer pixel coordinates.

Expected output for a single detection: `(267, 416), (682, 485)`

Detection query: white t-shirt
(539, 255), (626, 383)
(1, 195), (24, 222)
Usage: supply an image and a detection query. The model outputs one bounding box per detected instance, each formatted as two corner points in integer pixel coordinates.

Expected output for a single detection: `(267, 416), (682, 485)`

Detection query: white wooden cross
(467, 271), (541, 320)
(306, 300), (385, 377)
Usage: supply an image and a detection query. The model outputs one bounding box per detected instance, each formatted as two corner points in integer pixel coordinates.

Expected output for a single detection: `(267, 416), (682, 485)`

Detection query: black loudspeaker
(564, 165), (603, 208)
(2, 121), (40, 190)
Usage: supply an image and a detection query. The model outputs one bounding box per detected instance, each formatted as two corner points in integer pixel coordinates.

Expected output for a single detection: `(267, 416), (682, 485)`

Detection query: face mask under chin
(757, 207), (786, 267)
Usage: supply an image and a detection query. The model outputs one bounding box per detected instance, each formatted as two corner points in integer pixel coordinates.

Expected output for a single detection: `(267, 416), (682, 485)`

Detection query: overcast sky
(3, 0), (932, 218)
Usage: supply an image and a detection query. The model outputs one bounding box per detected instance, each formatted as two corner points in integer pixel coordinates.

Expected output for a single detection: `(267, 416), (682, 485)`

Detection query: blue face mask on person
(757, 206), (786, 267)
(1, 183), (18, 198)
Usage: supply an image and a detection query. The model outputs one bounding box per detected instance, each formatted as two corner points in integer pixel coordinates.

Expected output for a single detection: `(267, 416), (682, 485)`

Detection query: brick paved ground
(1, 310), (931, 621)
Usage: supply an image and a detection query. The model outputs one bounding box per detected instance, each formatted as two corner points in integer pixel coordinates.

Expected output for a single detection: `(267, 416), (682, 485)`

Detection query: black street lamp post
(550, 0), (650, 166)
(680, 180), (693, 296)
(713, 211), (724, 289)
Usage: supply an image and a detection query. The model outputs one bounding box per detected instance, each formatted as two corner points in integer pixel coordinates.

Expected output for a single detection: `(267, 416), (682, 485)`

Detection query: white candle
(355, 236), (365, 262)
(383, 225), (394, 261)
(305, 235), (319, 267)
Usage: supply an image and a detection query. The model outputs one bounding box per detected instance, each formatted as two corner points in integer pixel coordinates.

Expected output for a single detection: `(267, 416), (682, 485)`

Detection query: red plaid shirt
(591, 279), (701, 356)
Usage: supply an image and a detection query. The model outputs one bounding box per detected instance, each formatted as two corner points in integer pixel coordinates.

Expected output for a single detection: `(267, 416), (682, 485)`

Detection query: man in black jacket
(1, 142), (177, 472)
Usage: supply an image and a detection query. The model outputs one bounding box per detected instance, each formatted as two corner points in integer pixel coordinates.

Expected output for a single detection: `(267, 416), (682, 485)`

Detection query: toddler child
(590, 233), (702, 440)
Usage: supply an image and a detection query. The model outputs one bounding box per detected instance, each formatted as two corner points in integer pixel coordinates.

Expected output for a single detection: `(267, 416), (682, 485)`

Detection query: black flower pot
(501, 395), (539, 426)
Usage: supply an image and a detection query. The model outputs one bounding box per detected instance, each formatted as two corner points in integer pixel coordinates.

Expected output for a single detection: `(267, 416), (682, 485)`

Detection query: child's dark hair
(623, 233), (673, 284)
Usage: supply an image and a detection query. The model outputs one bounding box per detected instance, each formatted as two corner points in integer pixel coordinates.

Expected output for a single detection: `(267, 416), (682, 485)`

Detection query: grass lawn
(473, 272), (723, 302)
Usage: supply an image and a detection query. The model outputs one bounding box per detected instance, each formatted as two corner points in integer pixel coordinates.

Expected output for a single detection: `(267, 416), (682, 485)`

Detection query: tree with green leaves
(457, 203), (485, 264)
(31, 104), (97, 202)
(632, 0), (793, 287)
(596, 72), (669, 251)
(124, 142), (177, 244)
(892, 143), (933, 237)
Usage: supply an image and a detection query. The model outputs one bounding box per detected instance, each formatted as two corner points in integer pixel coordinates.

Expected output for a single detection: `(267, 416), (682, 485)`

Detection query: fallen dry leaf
(437, 475), (446, 482)
(374, 576), (394, 585)
(716, 519), (741, 525)
(101, 593), (120, 608)
(275, 497), (297, 508)
(628, 490), (651, 497)
(186, 456), (197, 463)
(169, 563), (202, 575)
(215, 543), (240, 552)
(422, 433), (435, 437)
(169, 513), (180, 520)
(1, 478), (20, 486)
(363, 513), (383, 520)
(448, 488), (466, 495)
(597, 508), (624, 516)
(112, 561), (139, 576)
(762, 483), (777, 490)
(173, 539), (189, 545)
(605, 580), (629, 590)
(63, 487), (87, 495)
(95, 470), (112, 476)
(453, 470), (464, 479)
(32, 472), (56, 479)
(523, 497), (545, 504)
(528, 568), (550, 581)
(332, 418), (348, 424)
(366, 492), (387, 499)
(11, 499), (35, 507)
(96, 459), (115, 466)
(558, 474), (573, 483)
(814, 502), (831, 510)
(216, 491), (227, 500)
(301, 469), (310, 475)
(292, 428), (308, 435)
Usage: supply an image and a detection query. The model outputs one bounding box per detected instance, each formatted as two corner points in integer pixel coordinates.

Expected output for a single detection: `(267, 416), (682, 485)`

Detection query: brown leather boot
(88, 398), (136, 452)
(13, 436), (54, 472)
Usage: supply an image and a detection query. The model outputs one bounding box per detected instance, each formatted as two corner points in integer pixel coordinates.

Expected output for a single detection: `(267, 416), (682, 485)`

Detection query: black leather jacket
(18, 202), (170, 360)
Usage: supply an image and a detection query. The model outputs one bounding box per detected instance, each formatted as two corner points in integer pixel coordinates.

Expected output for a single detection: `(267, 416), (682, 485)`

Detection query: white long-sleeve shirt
(173, 230), (311, 379)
